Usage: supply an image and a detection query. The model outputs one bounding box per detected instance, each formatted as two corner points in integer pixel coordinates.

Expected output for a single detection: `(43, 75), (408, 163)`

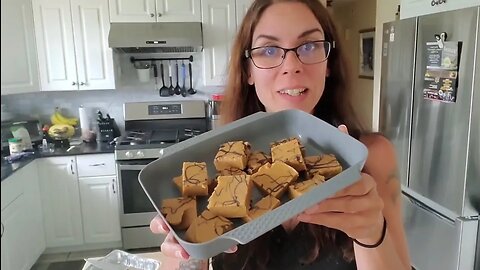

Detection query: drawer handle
(112, 180), (116, 194)
(70, 160), (75, 175)
(1, 222), (4, 238)
(89, 163), (106, 167)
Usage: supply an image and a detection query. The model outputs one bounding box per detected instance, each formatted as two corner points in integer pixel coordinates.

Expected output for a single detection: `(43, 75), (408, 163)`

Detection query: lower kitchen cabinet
(79, 175), (121, 244)
(37, 156), (84, 248)
(1, 161), (45, 270)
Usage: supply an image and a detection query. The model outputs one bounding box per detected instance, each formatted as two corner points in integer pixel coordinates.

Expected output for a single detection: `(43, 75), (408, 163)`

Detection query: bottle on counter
(8, 138), (23, 155)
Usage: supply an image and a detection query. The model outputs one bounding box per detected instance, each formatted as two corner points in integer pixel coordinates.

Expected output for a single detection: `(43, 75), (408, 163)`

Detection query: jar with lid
(208, 93), (223, 130)
(8, 138), (23, 155)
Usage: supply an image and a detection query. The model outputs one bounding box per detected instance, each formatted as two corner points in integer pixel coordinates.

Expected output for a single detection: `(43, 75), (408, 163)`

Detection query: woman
(151, 1), (411, 269)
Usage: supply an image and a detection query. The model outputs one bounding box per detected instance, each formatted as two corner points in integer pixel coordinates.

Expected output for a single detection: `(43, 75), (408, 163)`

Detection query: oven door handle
(117, 164), (147, 170)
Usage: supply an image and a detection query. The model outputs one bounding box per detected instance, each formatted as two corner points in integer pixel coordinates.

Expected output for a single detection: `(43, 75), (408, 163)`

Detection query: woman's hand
(150, 216), (190, 259)
(297, 173), (385, 244)
(296, 124), (385, 245)
(150, 215), (238, 260)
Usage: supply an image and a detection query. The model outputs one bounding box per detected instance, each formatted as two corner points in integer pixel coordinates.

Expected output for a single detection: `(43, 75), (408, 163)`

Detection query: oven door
(117, 163), (157, 227)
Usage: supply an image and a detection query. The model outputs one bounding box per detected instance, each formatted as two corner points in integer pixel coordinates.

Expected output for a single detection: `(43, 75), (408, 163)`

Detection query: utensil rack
(130, 55), (194, 63)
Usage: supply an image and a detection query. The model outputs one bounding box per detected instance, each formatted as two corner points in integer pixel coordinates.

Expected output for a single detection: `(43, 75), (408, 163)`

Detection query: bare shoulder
(359, 133), (400, 202)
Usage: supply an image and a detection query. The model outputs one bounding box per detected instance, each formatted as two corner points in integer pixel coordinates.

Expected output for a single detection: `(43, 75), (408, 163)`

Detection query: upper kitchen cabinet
(400, 0), (480, 19)
(109, 0), (201, 22)
(32, 0), (115, 91)
(202, 0), (252, 86)
(0, 0), (40, 95)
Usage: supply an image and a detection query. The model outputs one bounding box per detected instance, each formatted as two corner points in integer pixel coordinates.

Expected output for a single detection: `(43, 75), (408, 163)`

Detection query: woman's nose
(281, 51), (302, 74)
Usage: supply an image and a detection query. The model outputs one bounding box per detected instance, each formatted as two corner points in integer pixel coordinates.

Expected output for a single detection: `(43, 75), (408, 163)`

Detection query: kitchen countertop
(1, 141), (115, 181)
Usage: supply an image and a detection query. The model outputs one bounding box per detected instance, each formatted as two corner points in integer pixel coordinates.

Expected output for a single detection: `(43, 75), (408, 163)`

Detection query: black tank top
(212, 225), (357, 270)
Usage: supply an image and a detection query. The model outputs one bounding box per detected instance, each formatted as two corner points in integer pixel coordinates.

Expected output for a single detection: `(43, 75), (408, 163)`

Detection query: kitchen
(1, 0), (479, 270)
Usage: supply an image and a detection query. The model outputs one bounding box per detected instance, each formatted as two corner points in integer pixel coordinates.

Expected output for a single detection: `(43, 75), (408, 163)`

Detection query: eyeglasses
(245, 40), (333, 69)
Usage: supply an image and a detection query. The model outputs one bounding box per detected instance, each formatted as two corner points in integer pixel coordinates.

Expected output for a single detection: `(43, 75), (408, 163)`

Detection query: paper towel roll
(79, 106), (90, 130)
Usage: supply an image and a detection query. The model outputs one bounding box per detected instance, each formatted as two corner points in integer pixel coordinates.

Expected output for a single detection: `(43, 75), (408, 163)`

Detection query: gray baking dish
(139, 110), (368, 259)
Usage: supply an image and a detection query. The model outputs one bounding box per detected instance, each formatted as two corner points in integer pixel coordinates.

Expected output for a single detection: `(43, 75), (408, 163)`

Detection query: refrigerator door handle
(404, 193), (455, 225)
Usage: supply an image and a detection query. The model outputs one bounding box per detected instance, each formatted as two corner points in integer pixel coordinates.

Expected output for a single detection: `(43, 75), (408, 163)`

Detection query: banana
(49, 124), (75, 139)
(51, 110), (79, 126)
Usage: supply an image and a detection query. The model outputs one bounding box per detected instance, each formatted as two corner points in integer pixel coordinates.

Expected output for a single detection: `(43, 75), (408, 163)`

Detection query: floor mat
(47, 260), (85, 270)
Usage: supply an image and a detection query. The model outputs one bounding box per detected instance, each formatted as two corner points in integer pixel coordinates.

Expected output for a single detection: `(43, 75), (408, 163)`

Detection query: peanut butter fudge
(214, 141), (251, 171)
(182, 162), (209, 196)
(174, 174), (216, 195)
(185, 210), (234, 243)
(243, 195), (281, 222)
(173, 175), (183, 192)
(216, 167), (247, 176)
(271, 138), (307, 171)
(160, 197), (197, 230)
(305, 154), (343, 179)
(288, 174), (325, 199)
(246, 151), (271, 174)
(207, 175), (253, 218)
(251, 161), (299, 198)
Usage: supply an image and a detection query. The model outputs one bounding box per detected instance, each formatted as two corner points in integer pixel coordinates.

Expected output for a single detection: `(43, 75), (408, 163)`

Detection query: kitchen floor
(31, 248), (160, 270)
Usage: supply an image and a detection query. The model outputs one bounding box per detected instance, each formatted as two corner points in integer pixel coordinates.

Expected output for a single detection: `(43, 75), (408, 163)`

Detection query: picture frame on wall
(359, 28), (375, 79)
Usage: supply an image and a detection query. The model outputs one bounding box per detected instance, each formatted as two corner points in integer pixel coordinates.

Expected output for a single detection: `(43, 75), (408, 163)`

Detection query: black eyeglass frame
(244, 40), (335, 69)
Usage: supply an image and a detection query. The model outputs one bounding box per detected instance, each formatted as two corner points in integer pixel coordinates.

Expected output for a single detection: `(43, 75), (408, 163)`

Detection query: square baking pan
(139, 110), (368, 259)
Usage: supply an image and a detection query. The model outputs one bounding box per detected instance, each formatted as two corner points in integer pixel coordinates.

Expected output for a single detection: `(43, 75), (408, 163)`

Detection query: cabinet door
(235, 0), (253, 28)
(1, 195), (31, 270)
(71, 0), (115, 90)
(1, 161), (45, 269)
(109, 0), (156, 22)
(79, 175), (121, 243)
(38, 157), (84, 248)
(32, 0), (78, 91)
(0, 0), (40, 95)
(202, 0), (237, 86)
(400, 0), (480, 19)
(156, 0), (201, 22)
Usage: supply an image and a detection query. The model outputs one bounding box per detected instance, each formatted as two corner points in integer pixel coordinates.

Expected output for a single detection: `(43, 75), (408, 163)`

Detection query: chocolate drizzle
(305, 154), (342, 179)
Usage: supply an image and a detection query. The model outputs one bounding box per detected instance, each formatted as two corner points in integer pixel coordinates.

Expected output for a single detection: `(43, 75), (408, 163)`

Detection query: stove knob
(125, 151), (134, 158)
(136, 151), (145, 158)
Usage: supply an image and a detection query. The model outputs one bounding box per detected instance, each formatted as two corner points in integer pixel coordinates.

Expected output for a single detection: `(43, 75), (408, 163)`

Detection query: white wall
(332, 0), (377, 130)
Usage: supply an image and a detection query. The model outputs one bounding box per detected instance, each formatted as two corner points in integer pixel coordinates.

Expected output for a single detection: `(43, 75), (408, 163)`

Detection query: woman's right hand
(150, 215), (238, 260)
(150, 215), (190, 260)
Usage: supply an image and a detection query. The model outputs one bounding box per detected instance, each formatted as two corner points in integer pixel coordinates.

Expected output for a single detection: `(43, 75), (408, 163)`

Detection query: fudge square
(207, 174), (253, 218)
(182, 162), (209, 196)
(251, 161), (299, 198)
(271, 138), (307, 171)
(214, 141), (251, 171)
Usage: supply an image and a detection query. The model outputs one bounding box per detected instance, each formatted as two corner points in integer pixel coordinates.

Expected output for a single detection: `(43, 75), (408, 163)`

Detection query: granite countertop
(1, 142), (115, 181)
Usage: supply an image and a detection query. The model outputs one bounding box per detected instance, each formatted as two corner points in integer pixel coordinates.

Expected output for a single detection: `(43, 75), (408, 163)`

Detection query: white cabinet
(37, 156), (84, 248)
(0, 0), (40, 95)
(32, 0), (115, 91)
(400, 0), (480, 19)
(79, 176), (121, 243)
(1, 161), (45, 270)
(109, 0), (201, 22)
(77, 154), (121, 244)
(202, 0), (252, 86)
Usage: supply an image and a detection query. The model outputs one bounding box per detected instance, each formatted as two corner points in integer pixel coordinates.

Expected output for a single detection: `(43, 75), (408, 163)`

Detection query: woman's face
(248, 2), (328, 113)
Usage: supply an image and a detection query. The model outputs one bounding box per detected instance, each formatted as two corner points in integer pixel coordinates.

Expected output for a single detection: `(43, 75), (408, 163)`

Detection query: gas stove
(114, 100), (208, 160)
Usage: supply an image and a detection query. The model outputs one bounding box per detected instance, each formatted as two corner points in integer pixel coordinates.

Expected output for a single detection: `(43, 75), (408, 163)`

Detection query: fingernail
(175, 250), (183, 259)
(159, 222), (168, 232)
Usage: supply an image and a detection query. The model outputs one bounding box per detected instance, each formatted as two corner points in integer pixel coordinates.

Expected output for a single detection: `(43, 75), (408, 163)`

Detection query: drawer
(76, 154), (116, 177)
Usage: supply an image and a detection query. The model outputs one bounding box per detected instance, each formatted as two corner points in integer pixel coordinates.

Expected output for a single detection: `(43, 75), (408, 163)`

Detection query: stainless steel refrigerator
(380, 7), (480, 270)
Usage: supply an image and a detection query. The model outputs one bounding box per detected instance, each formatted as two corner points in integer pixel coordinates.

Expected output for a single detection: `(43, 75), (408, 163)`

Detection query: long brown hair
(221, 0), (365, 136)
(215, 0), (364, 268)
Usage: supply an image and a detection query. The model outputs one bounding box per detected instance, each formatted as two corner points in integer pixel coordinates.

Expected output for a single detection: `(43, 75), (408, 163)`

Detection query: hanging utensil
(187, 62), (196, 95)
(168, 61), (175, 96)
(159, 62), (170, 97)
(174, 61), (181, 95)
(181, 61), (187, 97)
(152, 62), (158, 86)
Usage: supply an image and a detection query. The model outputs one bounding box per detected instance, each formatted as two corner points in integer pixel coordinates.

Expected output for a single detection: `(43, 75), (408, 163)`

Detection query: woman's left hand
(297, 172), (385, 244)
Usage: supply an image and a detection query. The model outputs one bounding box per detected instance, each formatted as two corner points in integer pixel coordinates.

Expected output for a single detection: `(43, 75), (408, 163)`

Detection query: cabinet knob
(80, 82), (86, 86)
(158, 13), (162, 17)
(150, 13), (155, 17)
(72, 81), (77, 86)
